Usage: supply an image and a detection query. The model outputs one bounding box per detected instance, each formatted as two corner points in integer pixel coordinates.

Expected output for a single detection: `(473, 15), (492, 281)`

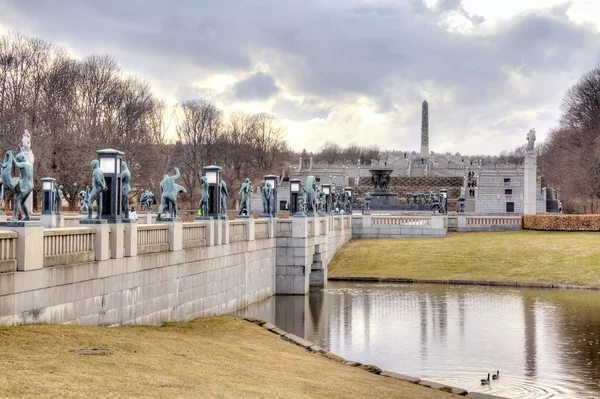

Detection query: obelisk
(420, 101), (429, 158)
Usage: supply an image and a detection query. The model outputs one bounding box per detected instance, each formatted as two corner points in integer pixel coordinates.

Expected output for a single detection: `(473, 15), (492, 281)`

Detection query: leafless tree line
(538, 64), (600, 213)
(173, 101), (289, 207)
(0, 31), (290, 211)
(297, 141), (380, 165)
(0, 31), (168, 210)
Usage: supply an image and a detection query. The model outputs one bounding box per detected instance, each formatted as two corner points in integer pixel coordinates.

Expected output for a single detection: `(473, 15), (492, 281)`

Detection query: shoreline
(328, 276), (600, 290)
(239, 316), (504, 399)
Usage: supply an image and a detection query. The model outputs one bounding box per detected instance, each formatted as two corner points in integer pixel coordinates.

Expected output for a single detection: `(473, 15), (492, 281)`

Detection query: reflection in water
(237, 282), (600, 399)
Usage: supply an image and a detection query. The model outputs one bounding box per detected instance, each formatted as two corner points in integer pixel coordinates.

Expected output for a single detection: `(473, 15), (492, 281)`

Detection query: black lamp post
(290, 179), (301, 214)
(97, 149), (124, 223)
(203, 165), (221, 218)
(321, 183), (331, 213)
(41, 177), (57, 215)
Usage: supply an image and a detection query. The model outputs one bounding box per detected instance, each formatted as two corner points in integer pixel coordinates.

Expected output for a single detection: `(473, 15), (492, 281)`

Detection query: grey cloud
(272, 98), (331, 121)
(233, 72), (279, 101)
(0, 0), (598, 153)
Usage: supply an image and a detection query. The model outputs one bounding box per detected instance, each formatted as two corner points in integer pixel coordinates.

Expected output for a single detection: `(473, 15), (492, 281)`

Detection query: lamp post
(203, 165), (222, 219)
(322, 183), (331, 214)
(264, 174), (278, 216)
(41, 178), (57, 216)
(97, 149), (124, 222)
(290, 178), (301, 215)
(344, 187), (353, 214)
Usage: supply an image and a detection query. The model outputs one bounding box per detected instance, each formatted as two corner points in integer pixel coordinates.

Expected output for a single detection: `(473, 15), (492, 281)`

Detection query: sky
(0, 0), (599, 155)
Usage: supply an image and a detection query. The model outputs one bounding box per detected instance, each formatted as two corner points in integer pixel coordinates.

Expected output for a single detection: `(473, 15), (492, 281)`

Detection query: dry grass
(329, 231), (600, 286)
(0, 316), (452, 399)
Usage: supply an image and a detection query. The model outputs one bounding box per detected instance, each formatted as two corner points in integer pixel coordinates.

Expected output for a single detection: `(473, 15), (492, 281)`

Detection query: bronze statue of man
(121, 161), (131, 216)
(158, 167), (187, 218)
(11, 152), (33, 221)
(87, 160), (108, 219)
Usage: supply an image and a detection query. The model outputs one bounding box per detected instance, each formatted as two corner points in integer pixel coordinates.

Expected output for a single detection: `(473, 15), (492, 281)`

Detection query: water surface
(236, 282), (600, 399)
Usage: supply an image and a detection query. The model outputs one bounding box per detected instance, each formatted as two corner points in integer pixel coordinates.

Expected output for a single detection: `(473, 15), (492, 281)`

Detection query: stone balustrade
(229, 221), (247, 243)
(0, 230), (18, 273)
(254, 220), (269, 240)
(372, 215), (431, 226)
(43, 227), (96, 267)
(182, 222), (207, 249)
(137, 224), (169, 254)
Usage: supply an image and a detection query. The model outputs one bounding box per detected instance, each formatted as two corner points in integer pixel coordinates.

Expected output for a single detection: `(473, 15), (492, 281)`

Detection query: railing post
(246, 218), (255, 242)
(123, 220), (138, 257)
(457, 214), (467, 230)
(204, 219), (215, 247)
(362, 213), (372, 229)
(109, 222), (124, 259)
(161, 219), (182, 251)
(222, 218), (230, 244)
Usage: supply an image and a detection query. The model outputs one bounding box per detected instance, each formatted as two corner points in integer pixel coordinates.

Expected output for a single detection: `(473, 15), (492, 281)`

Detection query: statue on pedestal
(305, 176), (318, 214)
(220, 178), (228, 215)
(343, 192), (352, 214)
(3, 151), (34, 221)
(158, 167), (186, 219)
(238, 178), (252, 216)
(121, 161), (131, 216)
(526, 128), (536, 151)
(56, 185), (64, 214)
(297, 187), (306, 213)
(261, 180), (273, 215)
(19, 130), (34, 213)
(198, 176), (209, 216)
(87, 160), (108, 219)
(364, 192), (371, 214)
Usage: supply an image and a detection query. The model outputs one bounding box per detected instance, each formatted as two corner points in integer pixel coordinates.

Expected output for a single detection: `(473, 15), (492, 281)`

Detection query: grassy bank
(0, 317), (451, 398)
(329, 231), (600, 286)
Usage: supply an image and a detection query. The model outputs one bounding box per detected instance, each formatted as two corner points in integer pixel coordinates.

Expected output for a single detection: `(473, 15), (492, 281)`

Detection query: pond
(236, 281), (600, 399)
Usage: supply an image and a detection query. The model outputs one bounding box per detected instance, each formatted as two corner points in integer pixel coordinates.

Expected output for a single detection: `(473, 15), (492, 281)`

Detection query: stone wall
(0, 216), (352, 326)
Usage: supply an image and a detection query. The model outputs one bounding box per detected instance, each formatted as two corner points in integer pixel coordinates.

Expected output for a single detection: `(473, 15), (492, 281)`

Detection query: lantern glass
(291, 182), (300, 192)
(43, 181), (52, 191)
(117, 160), (121, 174)
(322, 186), (330, 195)
(100, 157), (115, 173)
(267, 179), (276, 189)
(345, 189), (352, 197)
(206, 171), (218, 184)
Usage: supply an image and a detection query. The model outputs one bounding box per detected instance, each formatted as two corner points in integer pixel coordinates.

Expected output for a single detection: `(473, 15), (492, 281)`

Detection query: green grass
(329, 231), (600, 286)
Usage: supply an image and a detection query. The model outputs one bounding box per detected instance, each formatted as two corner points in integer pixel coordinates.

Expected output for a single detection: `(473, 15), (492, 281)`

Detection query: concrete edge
(236, 316), (482, 397)
(328, 277), (600, 291)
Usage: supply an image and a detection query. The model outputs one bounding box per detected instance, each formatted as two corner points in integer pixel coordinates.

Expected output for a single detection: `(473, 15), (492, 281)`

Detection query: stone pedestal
(80, 219), (110, 261)
(431, 215), (447, 230)
(362, 213), (372, 229)
(40, 214), (58, 229)
(292, 217), (307, 238)
(222, 218), (230, 244)
(457, 214), (467, 229)
(123, 220), (137, 257)
(246, 218), (255, 242)
(1, 221), (43, 271)
(0, 213), (6, 222)
(162, 219), (182, 251)
(204, 218), (215, 247)
(109, 222), (124, 259)
(524, 151), (537, 215)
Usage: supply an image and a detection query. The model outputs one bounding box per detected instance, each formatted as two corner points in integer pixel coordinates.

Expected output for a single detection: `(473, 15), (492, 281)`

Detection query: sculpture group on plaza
(140, 190), (154, 212)
(87, 160), (108, 219)
(158, 167), (187, 219)
(238, 178), (252, 216)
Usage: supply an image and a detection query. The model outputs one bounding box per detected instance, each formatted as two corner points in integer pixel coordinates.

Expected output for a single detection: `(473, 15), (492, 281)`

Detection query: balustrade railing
(182, 223), (207, 249)
(467, 216), (521, 226)
(137, 224), (169, 254)
(254, 220), (269, 240)
(229, 221), (246, 243)
(372, 216), (431, 226)
(0, 230), (18, 273)
(43, 227), (95, 267)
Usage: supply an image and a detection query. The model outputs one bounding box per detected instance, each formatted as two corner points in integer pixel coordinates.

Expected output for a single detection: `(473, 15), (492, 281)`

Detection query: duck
(481, 373), (490, 385)
(492, 370), (500, 380)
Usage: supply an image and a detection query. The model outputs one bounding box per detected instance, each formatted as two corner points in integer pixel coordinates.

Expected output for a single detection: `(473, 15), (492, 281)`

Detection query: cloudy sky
(1, 0), (599, 155)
